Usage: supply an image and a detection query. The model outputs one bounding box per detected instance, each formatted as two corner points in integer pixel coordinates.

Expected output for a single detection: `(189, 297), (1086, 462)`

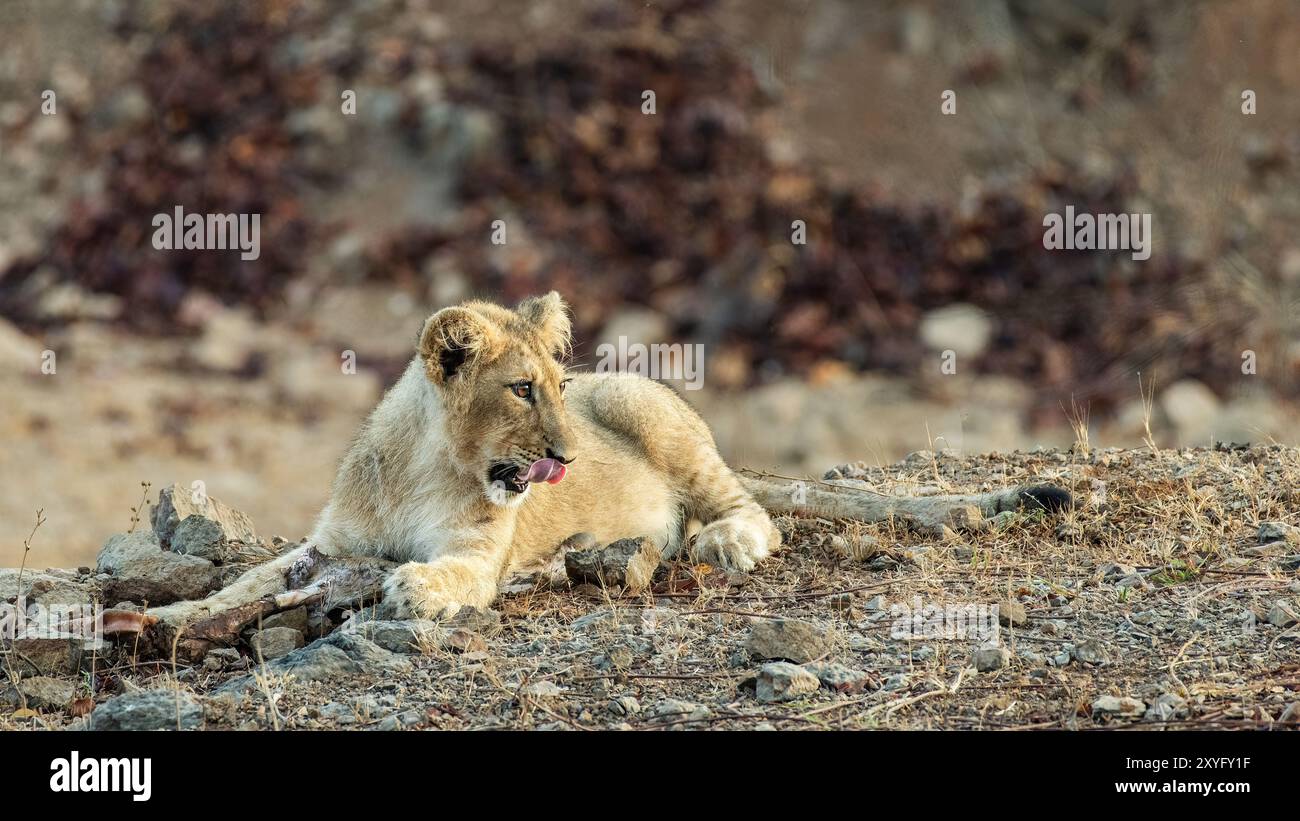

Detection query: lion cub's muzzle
(487, 456), (570, 494)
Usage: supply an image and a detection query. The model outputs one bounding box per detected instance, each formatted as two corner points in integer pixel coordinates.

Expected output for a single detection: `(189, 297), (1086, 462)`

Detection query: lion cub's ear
(418, 307), (502, 385)
(516, 291), (571, 357)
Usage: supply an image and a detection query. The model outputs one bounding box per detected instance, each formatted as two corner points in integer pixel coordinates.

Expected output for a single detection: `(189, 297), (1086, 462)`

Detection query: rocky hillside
(4, 446), (1299, 730)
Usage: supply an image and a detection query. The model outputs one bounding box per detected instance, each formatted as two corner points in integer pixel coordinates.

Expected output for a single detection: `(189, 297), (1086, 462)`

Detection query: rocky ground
(4, 445), (1299, 731)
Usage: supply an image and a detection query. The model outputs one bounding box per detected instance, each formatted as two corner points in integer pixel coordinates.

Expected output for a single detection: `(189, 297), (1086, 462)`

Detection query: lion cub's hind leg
(574, 373), (779, 572)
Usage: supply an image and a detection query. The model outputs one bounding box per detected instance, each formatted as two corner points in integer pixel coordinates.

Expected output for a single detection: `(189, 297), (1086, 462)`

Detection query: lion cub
(151, 292), (1070, 626)
(152, 292), (779, 623)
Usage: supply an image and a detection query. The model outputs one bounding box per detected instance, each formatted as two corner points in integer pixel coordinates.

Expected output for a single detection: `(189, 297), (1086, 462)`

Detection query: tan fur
(151, 292), (777, 623)
(151, 293), (1067, 626)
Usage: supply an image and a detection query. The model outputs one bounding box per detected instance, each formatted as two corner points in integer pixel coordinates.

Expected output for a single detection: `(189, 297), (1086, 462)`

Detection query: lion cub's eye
(559, 378), (571, 395)
(509, 382), (532, 401)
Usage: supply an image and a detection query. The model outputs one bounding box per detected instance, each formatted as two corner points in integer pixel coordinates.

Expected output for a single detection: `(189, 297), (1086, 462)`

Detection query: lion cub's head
(417, 291), (576, 506)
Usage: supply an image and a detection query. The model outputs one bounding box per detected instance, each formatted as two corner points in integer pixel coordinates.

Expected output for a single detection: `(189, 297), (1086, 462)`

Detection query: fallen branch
(102, 548), (397, 661)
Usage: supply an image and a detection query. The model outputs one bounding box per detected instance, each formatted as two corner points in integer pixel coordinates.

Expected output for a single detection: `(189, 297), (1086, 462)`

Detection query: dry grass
(6, 446), (1300, 731)
(1138, 373), (1159, 454)
(0, 509), (47, 713)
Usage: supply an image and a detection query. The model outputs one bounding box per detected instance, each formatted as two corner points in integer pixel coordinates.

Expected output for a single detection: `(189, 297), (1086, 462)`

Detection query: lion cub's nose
(545, 447), (574, 465)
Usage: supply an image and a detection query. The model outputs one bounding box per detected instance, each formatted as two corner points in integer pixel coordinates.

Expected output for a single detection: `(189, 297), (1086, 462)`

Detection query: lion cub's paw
(691, 519), (771, 572)
(382, 561), (466, 621)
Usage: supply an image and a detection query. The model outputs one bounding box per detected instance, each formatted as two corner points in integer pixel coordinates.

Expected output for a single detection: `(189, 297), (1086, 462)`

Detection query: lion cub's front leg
(382, 538), (507, 620)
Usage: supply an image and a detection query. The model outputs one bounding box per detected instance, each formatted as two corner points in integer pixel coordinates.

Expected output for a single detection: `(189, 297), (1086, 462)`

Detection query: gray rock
(171, 515), (233, 562)
(745, 618), (831, 664)
(96, 531), (220, 605)
(0, 569), (95, 608)
(881, 674), (909, 691)
(1072, 639), (1110, 665)
(756, 661), (821, 703)
(444, 628), (487, 654)
(564, 536), (660, 592)
(303, 631), (411, 673)
(92, 690), (203, 730)
(593, 641), (637, 672)
(8, 676), (76, 710)
(356, 620), (445, 654)
(258, 644), (356, 680)
(973, 646), (1010, 672)
(318, 702), (357, 724)
(1130, 610), (1159, 626)
(1051, 651), (1072, 667)
(351, 615), (486, 654)
(802, 661), (875, 693)
(246, 627), (304, 660)
(1115, 574), (1149, 591)
(375, 709), (423, 731)
(352, 695), (383, 718)
(647, 699), (711, 724)
(203, 647), (241, 671)
(1092, 695), (1145, 717)
(1267, 601), (1299, 628)
(1099, 562), (1136, 581)
(151, 483), (256, 551)
(5, 636), (86, 677)
(217, 632), (410, 694)
(997, 600), (1029, 627)
(1143, 693), (1187, 722)
(1243, 541), (1292, 558)
(522, 680), (563, 698)
(262, 607), (310, 634)
(1258, 521), (1300, 545)
(446, 605), (502, 636)
(867, 554), (900, 571)
(608, 696), (641, 717)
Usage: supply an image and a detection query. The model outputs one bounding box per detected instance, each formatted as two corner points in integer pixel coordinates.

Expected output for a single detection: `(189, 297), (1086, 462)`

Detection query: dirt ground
(5, 445), (1299, 731)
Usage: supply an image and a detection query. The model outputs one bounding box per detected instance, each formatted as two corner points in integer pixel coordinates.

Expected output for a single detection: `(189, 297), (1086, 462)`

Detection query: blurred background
(3, 0), (1300, 566)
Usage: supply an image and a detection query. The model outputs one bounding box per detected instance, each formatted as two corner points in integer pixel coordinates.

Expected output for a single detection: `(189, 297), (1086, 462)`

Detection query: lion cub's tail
(739, 475), (1072, 533)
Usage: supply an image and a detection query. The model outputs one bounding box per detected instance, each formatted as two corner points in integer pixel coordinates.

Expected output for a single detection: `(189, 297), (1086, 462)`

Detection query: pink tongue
(524, 458), (566, 484)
